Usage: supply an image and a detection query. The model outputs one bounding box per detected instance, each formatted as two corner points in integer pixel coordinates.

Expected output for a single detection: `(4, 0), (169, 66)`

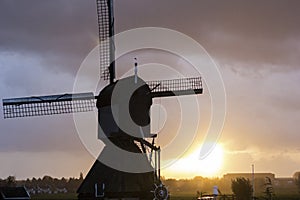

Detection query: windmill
(2, 0), (203, 199)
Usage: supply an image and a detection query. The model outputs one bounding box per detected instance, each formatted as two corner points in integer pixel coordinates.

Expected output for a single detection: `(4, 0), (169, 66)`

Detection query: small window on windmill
(95, 183), (105, 198)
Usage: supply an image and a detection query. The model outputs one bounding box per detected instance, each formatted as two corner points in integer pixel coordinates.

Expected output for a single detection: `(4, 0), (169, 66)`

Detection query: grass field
(30, 194), (197, 200)
(31, 194), (196, 200)
(31, 193), (77, 200)
(31, 193), (300, 200)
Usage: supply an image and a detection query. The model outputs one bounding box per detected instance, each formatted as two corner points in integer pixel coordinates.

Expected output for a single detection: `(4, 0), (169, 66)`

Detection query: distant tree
(294, 172), (300, 193)
(61, 177), (67, 184)
(58, 177), (68, 189)
(6, 176), (17, 187)
(42, 175), (53, 182)
(67, 177), (81, 193)
(24, 178), (31, 188)
(231, 177), (252, 200)
(42, 175), (54, 188)
(263, 177), (274, 200)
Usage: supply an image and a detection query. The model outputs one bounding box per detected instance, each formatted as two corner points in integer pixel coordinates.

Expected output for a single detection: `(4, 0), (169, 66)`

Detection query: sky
(0, 0), (300, 180)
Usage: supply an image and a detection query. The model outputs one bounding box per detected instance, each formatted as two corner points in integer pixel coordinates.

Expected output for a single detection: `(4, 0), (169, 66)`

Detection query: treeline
(0, 175), (230, 196)
(0, 173), (84, 194)
(0, 174), (299, 198)
(0, 175), (228, 195)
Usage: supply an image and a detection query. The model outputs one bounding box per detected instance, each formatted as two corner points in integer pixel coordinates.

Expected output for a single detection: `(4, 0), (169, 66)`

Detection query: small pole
(154, 149), (157, 181)
(134, 58), (138, 84)
(252, 164), (255, 200)
(158, 147), (161, 182)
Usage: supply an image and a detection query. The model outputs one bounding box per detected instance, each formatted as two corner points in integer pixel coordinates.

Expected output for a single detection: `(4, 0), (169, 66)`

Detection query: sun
(164, 144), (224, 178)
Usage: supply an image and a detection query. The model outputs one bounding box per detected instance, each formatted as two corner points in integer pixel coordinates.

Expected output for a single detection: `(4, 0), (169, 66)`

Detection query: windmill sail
(97, 0), (115, 83)
(2, 0), (203, 198)
(147, 77), (203, 98)
(3, 92), (96, 118)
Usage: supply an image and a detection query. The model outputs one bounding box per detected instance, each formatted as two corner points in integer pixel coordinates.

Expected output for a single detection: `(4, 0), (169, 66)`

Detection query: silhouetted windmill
(2, 0), (203, 199)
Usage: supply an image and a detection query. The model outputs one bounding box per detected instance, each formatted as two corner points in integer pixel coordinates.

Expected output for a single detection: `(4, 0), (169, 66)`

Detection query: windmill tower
(2, 0), (203, 199)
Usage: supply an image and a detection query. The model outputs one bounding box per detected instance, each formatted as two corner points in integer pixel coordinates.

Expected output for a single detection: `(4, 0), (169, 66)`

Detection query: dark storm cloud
(1, 0), (300, 74)
(0, 0), (97, 47)
(0, 0), (98, 74)
(116, 0), (300, 71)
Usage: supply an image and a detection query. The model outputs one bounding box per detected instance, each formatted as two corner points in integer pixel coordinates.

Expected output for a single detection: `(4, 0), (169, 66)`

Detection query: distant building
(274, 178), (294, 186)
(0, 186), (30, 200)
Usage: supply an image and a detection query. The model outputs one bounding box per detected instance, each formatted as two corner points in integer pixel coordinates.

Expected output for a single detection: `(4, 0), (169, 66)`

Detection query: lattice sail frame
(147, 77), (203, 98)
(3, 93), (96, 118)
(2, 77), (202, 118)
(97, 0), (115, 81)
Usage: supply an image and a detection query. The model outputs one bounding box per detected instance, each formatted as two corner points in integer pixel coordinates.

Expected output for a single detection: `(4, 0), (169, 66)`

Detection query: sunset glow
(1, 0), (300, 181)
(164, 144), (224, 178)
